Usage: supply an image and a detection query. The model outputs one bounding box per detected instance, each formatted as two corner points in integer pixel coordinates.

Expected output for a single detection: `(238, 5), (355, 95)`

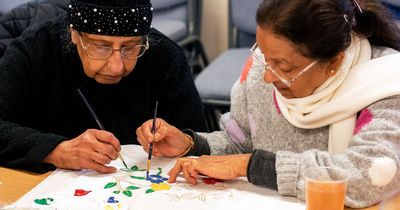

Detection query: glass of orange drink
(303, 166), (349, 210)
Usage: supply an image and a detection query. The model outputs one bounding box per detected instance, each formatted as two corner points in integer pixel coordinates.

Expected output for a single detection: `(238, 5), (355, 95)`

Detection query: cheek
(82, 59), (106, 77)
(123, 61), (138, 75)
(76, 48), (105, 77)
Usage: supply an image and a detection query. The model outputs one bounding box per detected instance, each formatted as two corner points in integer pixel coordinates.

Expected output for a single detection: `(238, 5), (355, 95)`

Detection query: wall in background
(201, 0), (228, 61)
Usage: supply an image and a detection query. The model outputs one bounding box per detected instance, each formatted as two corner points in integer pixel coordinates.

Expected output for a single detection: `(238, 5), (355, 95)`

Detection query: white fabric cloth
(274, 35), (400, 154)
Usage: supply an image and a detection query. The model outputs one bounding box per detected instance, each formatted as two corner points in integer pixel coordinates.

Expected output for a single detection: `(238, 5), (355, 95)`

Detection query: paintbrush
(146, 101), (159, 179)
(76, 88), (129, 169)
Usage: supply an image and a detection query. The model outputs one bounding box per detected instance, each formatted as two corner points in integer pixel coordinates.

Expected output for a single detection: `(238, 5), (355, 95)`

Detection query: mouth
(96, 74), (123, 84)
(99, 74), (122, 80)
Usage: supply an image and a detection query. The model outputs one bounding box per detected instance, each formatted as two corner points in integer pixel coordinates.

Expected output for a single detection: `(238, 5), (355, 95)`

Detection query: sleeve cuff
(29, 134), (67, 173)
(247, 149), (278, 190)
(182, 129), (210, 156)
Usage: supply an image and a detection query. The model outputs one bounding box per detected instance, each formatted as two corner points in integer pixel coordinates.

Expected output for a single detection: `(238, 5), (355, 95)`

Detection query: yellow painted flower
(151, 182), (171, 191)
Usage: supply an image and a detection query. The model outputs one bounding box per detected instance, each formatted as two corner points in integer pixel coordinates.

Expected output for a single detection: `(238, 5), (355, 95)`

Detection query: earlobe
(326, 52), (345, 76)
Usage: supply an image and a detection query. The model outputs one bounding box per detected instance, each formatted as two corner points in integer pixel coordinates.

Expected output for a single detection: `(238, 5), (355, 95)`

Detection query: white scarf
(274, 35), (400, 154)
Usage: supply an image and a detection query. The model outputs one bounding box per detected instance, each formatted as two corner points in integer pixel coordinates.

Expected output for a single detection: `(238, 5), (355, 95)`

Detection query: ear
(325, 51), (345, 76)
(70, 28), (78, 45)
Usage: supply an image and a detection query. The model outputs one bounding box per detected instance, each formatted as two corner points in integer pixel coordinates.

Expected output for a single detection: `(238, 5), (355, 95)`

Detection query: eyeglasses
(78, 33), (149, 60)
(250, 43), (318, 87)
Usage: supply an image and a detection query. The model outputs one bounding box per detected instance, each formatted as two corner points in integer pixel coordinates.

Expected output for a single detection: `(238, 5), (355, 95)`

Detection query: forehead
(256, 26), (300, 57)
(82, 32), (143, 43)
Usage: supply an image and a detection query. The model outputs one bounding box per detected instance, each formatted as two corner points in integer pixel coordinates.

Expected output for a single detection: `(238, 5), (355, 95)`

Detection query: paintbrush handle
(77, 88), (129, 169)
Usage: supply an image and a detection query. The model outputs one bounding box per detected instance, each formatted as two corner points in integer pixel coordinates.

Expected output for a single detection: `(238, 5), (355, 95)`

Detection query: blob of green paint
(157, 168), (162, 176)
(121, 165), (146, 172)
(104, 182), (117, 189)
(34, 198), (54, 205)
(130, 175), (145, 180)
(145, 189), (155, 194)
(126, 186), (140, 190)
(123, 190), (132, 197)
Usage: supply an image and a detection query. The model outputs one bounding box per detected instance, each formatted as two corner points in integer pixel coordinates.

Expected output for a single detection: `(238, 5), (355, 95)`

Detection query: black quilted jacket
(0, 0), (68, 57)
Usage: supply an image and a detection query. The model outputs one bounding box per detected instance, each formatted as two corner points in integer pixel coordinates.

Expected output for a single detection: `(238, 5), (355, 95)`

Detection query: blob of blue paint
(145, 174), (168, 184)
(107, 196), (119, 203)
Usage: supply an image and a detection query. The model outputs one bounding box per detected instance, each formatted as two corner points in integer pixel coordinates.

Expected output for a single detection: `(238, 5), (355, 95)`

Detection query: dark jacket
(0, 0), (68, 57)
(0, 15), (207, 173)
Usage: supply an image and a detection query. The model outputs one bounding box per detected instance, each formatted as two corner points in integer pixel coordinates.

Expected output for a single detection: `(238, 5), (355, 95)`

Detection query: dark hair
(256, 0), (400, 60)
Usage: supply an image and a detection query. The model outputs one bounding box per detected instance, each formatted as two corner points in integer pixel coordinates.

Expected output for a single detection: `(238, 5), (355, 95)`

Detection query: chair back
(151, 0), (203, 42)
(381, 0), (400, 7)
(381, 0), (400, 27)
(0, 0), (33, 16)
(152, 0), (187, 23)
(228, 0), (262, 48)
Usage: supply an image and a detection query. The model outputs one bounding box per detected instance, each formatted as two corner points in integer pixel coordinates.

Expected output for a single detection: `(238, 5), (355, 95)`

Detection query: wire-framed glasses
(78, 33), (149, 60)
(250, 43), (318, 87)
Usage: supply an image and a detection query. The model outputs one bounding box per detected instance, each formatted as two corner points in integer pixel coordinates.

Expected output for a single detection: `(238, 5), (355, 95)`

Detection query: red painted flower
(203, 178), (224, 185)
(74, 189), (92, 196)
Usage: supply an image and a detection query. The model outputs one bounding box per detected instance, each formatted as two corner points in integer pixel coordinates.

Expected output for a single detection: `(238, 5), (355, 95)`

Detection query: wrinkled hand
(43, 129), (121, 173)
(167, 154), (251, 184)
(136, 118), (191, 157)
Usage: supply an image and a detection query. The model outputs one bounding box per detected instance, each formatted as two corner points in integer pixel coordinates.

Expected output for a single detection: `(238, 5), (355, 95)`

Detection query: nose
(107, 50), (124, 75)
(263, 69), (280, 84)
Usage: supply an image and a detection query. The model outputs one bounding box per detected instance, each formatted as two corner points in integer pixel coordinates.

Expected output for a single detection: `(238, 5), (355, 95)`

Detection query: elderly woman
(0, 0), (207, 174)
(136, 0), (400, 208)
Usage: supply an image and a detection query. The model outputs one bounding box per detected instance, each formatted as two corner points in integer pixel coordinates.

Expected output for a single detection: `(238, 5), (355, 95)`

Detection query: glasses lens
(121, 45), (147, 59)
(86, 46), (112, 59)
(250, 44), (292, 86)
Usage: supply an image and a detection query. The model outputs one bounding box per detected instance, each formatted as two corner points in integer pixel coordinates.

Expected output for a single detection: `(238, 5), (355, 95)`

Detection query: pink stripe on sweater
(354, 109), (373, 135)
(226, 119), (246, 144)
(240, 56), (253, 84)
(273, 90), (281, 114)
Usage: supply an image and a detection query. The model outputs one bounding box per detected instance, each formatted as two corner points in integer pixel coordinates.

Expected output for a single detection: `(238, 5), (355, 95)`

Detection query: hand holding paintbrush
(77, 88), (129, 170)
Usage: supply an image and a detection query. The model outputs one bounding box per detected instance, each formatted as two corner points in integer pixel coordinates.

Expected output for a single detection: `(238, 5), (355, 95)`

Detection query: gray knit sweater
(189, 46), (400, 208)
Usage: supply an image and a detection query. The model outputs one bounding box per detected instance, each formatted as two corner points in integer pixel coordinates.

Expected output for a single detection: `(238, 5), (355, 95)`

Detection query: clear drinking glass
(303, 166), (350, 210)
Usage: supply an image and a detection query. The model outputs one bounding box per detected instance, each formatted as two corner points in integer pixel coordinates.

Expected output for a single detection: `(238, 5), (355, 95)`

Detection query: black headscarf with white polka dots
(67, 0), (153, 36)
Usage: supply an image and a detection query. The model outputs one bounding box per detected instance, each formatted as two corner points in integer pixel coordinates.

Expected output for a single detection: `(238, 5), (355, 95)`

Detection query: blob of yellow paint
(151, 183), (171, 191)
(104, 204), (121, 210)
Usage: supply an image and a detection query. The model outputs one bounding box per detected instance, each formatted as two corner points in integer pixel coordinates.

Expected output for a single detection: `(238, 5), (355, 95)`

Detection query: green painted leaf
(34, 198), (54, 205)
(104, 182), (117, 189)
(145, 189), (155, 194)
(120, 168), (132, 172)
(34, 198), (49, 205)
(113, 190), (120, 194)
(130, 165), (138, 171)
(126, 186), (140, 190)
(123, 190), (132, 197)
(130, 175), (145, 180)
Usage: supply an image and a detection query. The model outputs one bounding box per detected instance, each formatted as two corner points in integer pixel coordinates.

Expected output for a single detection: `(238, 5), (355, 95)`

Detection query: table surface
(0, 166), (397, 210)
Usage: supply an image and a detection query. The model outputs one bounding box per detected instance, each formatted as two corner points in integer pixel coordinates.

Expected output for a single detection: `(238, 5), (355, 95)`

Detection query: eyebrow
(83, 36), (143, 45)
(265, 55), (293, 67)
(256, 43), (293, 65)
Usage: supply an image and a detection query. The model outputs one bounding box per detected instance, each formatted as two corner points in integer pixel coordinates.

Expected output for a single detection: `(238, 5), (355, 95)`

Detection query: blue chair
(152, 0), (208, 75)
(0, 0), (33, 16)
(152, 0), (188, 42)
(0, 0), (68, 57)
(194, 0), (261, 131)
(381, 0), (400, 23)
